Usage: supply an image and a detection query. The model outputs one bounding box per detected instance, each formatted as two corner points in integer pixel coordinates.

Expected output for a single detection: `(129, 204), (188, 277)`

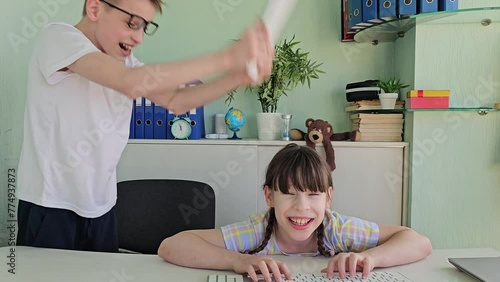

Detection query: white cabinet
(117, 140), (408, 227)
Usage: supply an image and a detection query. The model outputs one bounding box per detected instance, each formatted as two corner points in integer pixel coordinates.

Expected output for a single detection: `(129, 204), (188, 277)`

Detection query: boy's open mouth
(119, 43), (132, 51)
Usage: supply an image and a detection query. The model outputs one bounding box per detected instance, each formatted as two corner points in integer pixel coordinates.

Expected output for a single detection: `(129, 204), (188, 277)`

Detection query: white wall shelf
(127, 139), (408, 147)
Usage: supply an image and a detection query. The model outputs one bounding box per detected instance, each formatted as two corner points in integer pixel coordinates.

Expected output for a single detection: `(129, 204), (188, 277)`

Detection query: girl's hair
(248, 143), (332, 257)
(83, 0), (164, 16)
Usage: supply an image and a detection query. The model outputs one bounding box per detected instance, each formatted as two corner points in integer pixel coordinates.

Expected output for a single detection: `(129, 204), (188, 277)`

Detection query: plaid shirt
(221, 209), (379, 256)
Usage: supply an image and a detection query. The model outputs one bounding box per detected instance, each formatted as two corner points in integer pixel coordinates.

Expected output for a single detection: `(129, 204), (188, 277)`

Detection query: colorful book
(352, 123), (404, 130)
(354, 132), (403, 142)
(355, 127), (403, 133)
(345, 102), (404, 112)
(350, 100), (405, 105)
(350, 113), (403, 120)
(407, 90), (450, 98)
(351, 118), (404, 124)
(356, 131), (402, 137)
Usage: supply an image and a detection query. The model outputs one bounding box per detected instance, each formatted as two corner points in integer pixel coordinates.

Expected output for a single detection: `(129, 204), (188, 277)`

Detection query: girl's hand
(227, 19), (274, 86)
(232, 255), (293, 282)
(321, 252), (375, 279)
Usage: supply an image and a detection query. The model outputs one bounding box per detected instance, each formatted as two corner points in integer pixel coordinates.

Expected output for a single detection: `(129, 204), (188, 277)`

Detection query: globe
(225, 107), (246, 139)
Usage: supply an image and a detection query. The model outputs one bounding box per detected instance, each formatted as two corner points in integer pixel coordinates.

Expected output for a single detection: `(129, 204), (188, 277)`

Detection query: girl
(158, 144), (432, 282)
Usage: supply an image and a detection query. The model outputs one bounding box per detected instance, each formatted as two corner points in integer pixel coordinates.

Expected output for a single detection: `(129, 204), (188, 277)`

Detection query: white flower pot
(256, 113), (282, 140)
(378, 93), (398, 109)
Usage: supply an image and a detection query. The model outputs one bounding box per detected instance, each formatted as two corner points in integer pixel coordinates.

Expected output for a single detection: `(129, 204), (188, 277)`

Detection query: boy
(16, 0), (273, 252)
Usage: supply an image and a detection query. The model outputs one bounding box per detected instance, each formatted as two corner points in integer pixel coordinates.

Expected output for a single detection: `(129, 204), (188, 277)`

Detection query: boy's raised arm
(67, 20), (272, 115)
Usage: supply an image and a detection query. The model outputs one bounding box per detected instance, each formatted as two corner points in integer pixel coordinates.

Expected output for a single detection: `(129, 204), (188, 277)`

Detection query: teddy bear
(290, 118), (357, 171)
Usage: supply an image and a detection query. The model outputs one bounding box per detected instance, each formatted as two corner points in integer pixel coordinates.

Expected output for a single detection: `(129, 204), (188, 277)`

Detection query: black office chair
(116, 179), (216, 254)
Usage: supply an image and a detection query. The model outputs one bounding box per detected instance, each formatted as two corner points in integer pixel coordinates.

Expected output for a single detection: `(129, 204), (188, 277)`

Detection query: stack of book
(345, 100), (405, 112)
(351, 113), (404, 142)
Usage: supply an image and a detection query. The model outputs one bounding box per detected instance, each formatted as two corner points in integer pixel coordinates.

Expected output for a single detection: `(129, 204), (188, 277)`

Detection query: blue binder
(134, 97), (145, 139)
(347, 0), (362, 30)
(418, 0), (437, 13)
(186, 107), (205, 140)
(129, 99), (135, 139)
(398, 0), (416, 16)
(438, 0), (458, 11)
(379, 0), (396, 20)
(362, 0), (381, 23)
(153, 103), (167, 139)
(144, 98), (154, 139)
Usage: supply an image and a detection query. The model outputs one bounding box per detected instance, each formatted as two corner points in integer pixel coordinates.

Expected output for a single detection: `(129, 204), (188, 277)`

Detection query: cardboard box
(407, 97), (450, 108)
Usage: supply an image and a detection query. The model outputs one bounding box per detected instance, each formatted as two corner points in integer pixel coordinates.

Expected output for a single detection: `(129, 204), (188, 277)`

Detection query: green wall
(1, 0), (498, 251)
(396, 0), (500, 250)
(0, 0), (394, 246)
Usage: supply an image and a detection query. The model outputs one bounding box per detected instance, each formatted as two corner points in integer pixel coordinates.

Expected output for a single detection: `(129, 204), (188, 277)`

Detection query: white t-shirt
(17, 22), (142, 218)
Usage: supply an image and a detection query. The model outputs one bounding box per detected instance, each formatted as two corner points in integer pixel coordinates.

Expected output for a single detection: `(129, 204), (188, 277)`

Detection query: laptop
(448, 257), (500, 282)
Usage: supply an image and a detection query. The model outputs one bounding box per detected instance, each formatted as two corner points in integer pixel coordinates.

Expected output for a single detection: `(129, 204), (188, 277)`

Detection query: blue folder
(418, 0), (437, 13)
(153, 103), (167, 139)
(438, 0), (458, 11)
(398, 0), (417, 16)
(129, 99), (135, 139)
(362, 0), (381, 23)
(187, 107), (205, 140)
(134, 97), (145, 139)
(347, 0), (362, 30)
(379, 0), (396, 20)
(144, 98), (154, 139)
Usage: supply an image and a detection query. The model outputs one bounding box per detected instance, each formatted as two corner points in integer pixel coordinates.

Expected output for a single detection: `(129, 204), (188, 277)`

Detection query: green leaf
(376, 77), (410, 93)
(226, 34), (325, 112)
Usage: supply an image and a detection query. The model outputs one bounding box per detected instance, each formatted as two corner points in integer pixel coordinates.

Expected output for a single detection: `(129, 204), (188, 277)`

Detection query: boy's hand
(232, 254), (292, 282)
(321, 252), (375, 279)
(228, 19), (274, 86)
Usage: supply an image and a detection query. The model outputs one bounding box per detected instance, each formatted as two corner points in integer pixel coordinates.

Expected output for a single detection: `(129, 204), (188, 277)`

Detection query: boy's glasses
(100, 0), (159, 35)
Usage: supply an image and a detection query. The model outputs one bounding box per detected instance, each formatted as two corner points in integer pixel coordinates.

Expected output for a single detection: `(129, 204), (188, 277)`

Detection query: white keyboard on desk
(208, 271), (413, 282)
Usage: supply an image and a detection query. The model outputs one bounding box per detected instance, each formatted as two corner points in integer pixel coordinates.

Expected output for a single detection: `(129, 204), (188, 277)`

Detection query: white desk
(0, 247), (498, 282)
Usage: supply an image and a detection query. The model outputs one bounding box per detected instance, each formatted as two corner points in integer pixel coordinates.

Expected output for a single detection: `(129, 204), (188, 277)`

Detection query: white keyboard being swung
(208, 271), (413, 282)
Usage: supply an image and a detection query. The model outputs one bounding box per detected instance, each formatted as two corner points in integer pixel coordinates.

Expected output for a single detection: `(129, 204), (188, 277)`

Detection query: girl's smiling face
(265, 185), (332, 246)
(261, 144), (334, 253)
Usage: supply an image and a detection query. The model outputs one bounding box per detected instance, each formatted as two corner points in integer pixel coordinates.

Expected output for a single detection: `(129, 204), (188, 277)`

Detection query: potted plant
(226, 35), (324, 140)
(375, 77), (409, 109)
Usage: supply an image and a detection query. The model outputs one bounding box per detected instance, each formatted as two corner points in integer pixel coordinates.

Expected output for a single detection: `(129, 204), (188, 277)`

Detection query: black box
(346, 80), (382, 102)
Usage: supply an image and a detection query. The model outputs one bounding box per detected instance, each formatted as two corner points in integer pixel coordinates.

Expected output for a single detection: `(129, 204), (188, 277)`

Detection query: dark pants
(16, 200), (118, 252)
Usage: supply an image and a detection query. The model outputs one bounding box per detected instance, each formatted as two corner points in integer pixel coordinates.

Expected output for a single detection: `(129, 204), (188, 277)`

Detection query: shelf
(406, 108), (500, 115)
(126, 139), (408, 147)
(354, 7), (500, 43)
(347, 108), (500, 115)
